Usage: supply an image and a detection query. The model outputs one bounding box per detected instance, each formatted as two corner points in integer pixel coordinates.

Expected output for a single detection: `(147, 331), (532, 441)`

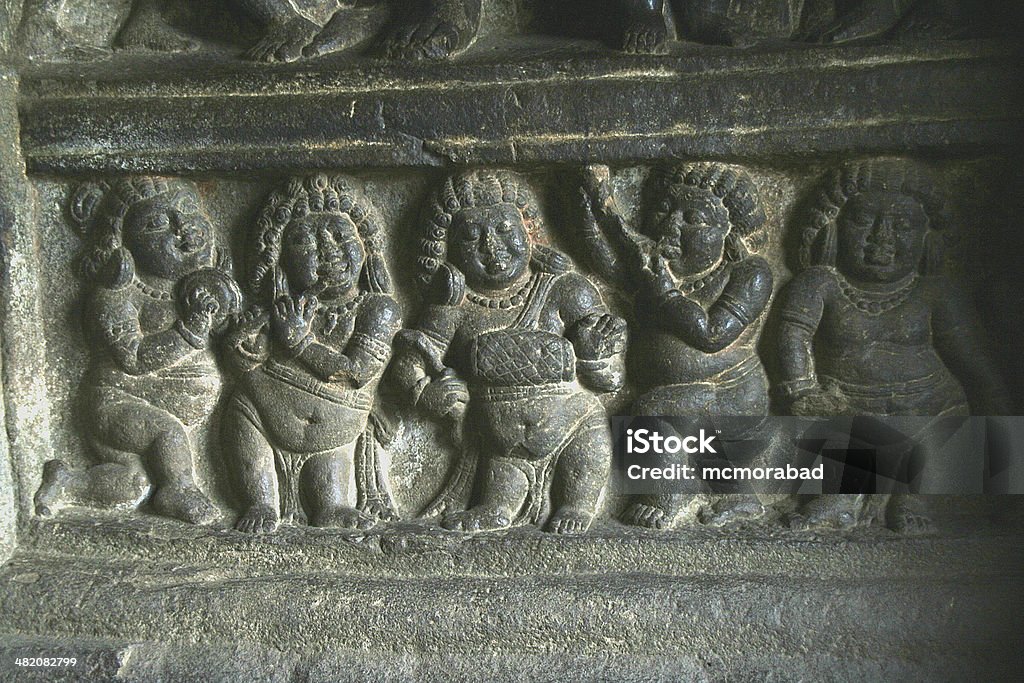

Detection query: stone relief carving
(776, 158), (1010, 530)
(580, 164), (775, 528)
(389, 169), (626, 534)
(223, 175), (401, 533)
(34, 177), (242, 524)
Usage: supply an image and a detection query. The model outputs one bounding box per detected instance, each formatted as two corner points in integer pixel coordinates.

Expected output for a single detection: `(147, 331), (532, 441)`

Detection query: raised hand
(571, 312), (628, 360)
(271, 267), (317, 352)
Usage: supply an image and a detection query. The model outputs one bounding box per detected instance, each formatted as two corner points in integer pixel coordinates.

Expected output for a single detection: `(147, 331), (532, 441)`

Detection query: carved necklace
(133, 278), (173, 302)
(675, 259), (729, 296)
(466, 274), (535, 309)
(835, 271), (919, 316)
(321, 292), (367, 335)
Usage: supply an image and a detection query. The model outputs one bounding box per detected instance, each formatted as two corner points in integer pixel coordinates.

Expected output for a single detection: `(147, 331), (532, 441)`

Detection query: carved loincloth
(823, 371), (969, 417)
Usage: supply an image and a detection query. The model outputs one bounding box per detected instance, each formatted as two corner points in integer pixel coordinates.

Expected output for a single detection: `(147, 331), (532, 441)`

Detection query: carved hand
(181, 288), (220, 338)
(571, 312), (628, 360)
(271, 267), (317, 352)
(641, 251), (676, 297)
(418, 369), (469, 422)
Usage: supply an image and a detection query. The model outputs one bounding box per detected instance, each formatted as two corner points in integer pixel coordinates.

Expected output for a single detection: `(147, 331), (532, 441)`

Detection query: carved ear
(812, 223), (837, 267)
(921, 230), (944, 276)
(105, 247), (135, 289)
(430, 263), (465, 306)
(724, 233), (750, 262)
(362, 252), (393, 294)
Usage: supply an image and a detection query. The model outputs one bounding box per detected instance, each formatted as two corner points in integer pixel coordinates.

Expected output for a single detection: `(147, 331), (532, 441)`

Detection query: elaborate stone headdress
(645, 163), (766, 262)
(800, 158), (948, 273)
(249, 174), (392, 296)
(416, 169), (549, 287)
(68, 176), (194, 288)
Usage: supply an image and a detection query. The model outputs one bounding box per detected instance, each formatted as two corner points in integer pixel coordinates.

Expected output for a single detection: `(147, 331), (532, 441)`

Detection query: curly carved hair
(416, 169), (545, 286)
(800, 158), (948, 272)
(249, 174), (391, 296)
(68, 176), (194, 288)
(645, 163), (766, 262)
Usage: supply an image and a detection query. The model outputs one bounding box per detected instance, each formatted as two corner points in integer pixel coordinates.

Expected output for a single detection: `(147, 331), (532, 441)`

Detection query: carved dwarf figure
(776, 158), (1009, 530)
(581, 164), (774, 528)
(223, 175), (401, 534)
(390, 169), (626, 534)
(35, 177), (241, 524)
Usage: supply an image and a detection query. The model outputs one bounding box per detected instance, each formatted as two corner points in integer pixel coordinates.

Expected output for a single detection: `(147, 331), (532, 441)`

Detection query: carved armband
(718, 292), (753, 326)
(349, 332), (392, 364)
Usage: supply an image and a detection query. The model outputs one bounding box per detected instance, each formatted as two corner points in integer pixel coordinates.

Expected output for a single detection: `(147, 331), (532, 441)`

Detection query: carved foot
(235, 504), (280, 534)
(34, 460), (74, 516)
(703, 498), (766, 527)
(359, 498), (400, 523)
(790, 497), (863, 531)
(620, 502), (669, 529)
(622, 9), (669, 54)
(381, 0), (480, 61)
(113, 11), (199, 52)
(303, 11), (361, 59)
(152, 485), (218, 525)
(441, 507), (512, 533)
(311, 505), (377, 530)
(545, 507), (595, 535)
(244, 17), (322, 63)
(888, 500), (935, 535)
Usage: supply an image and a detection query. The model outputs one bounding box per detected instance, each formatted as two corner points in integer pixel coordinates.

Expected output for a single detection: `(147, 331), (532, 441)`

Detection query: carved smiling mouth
(482, 252), (511, 274)
(863, 244), (895, 266)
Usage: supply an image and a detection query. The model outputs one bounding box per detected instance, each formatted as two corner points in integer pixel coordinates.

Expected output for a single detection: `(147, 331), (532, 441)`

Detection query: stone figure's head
(645, 164), (765, 278)
(250, 175), (391, 300)
(801, 159), (947, 283)
(70, 177), (215, 288)
(419, 169), (543, 293)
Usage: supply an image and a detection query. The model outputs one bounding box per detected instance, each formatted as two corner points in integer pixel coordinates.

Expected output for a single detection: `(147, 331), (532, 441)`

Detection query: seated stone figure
(580, 164), (774, 528)
(389, 169), (626, 534)
(223, 175), (401, 534)
(776, 158), (1009, 530)
(35, 177), (242, 524)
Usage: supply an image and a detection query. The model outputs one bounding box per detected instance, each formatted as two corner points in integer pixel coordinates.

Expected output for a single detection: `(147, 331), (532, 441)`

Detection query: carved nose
(870, 216), (895, 245)
(481, 229), (500, 255)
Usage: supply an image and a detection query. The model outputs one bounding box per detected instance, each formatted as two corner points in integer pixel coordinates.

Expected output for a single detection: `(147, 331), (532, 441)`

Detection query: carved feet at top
(379, 0), (482, 61)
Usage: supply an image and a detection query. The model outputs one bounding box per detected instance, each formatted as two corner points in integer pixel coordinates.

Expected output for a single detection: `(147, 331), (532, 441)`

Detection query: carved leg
(819, 0), (914, 44)
(113, 0), (200, 52)
(546, 419), (610, 535)
(380, 0), (482, 61)
(147, 426), (219, 525)
(621, 0), (669, 54)
(224, 394), (280, 533)
(441, 457), (527, 532)
(304, 445), (375, 530)
(237, 0), (322, 62)
(34, 458), (151, 516)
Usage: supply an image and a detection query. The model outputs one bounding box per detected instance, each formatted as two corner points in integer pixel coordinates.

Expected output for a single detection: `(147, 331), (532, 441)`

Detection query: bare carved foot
(703, 498), (766, 527)
(622, 8), (668, 54)
(790, 496), (863, 531)
(620, 502), (668, 529)
(113, 4), (199, 53)
(380, 0), (481, 61)
(545, 507), (594, 535)
(303, 11), (362, 59)
(311, 505), (376, 530)
(441, 507), (512, 532)
(888, 499), (935, 534)
(244, 16), (322, 63)
(235, 504), (280, 534)
(152, 485), (218, 525)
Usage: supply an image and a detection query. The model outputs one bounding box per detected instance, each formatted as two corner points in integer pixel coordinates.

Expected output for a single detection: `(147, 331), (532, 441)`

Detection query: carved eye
(145, 213), (170, 232)
(497, 221), (512, 234)
(462, 226), (481, 242)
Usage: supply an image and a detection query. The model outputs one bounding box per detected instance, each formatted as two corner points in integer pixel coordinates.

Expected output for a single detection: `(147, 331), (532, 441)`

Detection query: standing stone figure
(223, 175), (401, 534)
(580, 164), (774, 528)
(389, 169), (626, 534)
(35, 177), (242, 524)
(776, 158), (1009, 530)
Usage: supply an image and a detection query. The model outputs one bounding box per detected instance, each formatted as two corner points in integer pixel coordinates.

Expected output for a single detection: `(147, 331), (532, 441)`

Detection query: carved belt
(824, 372), (949, 400)
(262, 359), (373, 411)
(476, 382), (576, 403)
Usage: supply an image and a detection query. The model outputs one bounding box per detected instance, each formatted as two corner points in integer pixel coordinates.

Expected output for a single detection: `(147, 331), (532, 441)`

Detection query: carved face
(121, 184), (214, 281)
(658, 186), (731, 277)
(281, 213), (365, 298)
(450, 203), (531, 291)
(837, 190), (928, 283)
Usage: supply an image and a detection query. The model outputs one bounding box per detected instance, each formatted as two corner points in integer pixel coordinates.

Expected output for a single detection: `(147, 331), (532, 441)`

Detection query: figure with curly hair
(776, 158), (1009, 530)
(222, 175), (401, 534)
(389, 169), (626, 534)
(34, 177), (242, 524)
(580, 163), (775, 529)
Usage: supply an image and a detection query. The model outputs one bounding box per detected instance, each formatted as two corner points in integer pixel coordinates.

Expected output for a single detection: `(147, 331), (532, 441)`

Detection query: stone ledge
(17, 39), (1024, 173)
